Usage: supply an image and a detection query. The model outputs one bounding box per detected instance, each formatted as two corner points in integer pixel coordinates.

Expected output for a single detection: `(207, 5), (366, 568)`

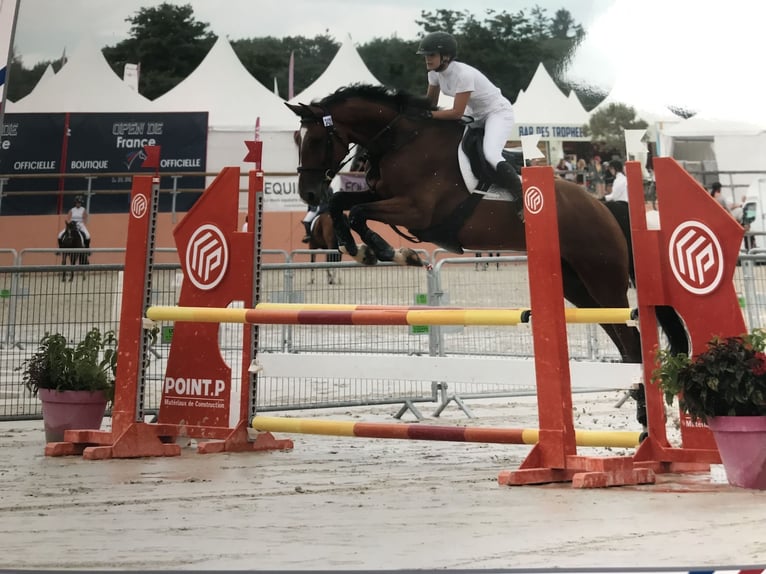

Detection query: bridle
(297, 108), (351, 184)
(297, 104), (410, 184)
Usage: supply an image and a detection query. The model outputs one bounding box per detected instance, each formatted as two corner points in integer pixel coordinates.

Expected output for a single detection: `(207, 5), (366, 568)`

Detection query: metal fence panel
(4, 251), (766, 421)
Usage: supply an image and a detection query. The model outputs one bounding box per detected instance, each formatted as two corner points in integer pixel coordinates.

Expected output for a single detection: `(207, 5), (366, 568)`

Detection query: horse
(307, 211), (342, 285)
(58, 220), (87, 281)
(286, 84), (688, 430)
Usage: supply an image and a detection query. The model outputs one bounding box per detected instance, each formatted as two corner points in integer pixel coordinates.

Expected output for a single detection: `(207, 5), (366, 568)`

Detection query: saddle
(460, 127), (523, 192)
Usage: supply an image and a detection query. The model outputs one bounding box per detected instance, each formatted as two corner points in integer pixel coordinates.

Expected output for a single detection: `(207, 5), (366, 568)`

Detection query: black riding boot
(302, 221), (311, 243)
(495, 161), (524, 219)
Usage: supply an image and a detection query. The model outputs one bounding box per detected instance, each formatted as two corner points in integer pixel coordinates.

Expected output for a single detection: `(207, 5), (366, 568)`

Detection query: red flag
(142, 145), (160, 169)
(243, 140), (263, 164)
(288, 50), (295, 100)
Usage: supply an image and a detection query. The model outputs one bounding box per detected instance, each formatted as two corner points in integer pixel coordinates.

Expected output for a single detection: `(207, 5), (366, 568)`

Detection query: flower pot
(39, 389), (108, 443)
(707, 415), (766, 489)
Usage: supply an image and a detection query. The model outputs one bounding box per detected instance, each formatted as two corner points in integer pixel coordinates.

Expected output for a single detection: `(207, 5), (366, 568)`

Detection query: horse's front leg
(328, 191), (377, 264)
(347, 197), (426, 267)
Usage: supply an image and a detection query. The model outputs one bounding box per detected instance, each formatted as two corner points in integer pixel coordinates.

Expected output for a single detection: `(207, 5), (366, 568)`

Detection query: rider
(417, 31), (522, 207)
(58, 195), (91, 248)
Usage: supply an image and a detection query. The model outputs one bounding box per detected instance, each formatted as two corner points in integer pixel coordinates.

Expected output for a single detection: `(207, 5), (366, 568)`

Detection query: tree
(358, 37), (421, 93)
(415, 7), (584, 102)
(233, 34), (338, 99)
(585, 103), (649, 157)
(101, 3), (215, 100)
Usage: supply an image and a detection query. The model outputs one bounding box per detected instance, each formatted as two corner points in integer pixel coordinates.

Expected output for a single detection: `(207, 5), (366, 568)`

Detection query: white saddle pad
(457, 129), (515, 203)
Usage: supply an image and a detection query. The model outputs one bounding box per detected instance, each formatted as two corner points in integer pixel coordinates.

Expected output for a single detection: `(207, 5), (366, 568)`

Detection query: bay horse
(308, 211), (342, 285)
(286, 84), (687, 430)
(58, 220), (87, 282)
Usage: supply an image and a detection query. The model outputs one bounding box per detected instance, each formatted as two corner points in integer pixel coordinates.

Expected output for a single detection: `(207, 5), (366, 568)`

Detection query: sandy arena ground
(2, 392), (766, 571)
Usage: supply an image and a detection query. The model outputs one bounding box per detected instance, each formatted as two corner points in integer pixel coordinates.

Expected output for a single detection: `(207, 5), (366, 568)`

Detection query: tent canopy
(152, 36), (297, 130)
(9, 40), (153, 112)
(289, 34), (381, 104)
(513, 63), (589, 125)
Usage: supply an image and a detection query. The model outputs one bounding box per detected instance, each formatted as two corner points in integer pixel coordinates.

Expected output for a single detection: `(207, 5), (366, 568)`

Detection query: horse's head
(286, 101), (351, 207)
(286, 84), (437, 206)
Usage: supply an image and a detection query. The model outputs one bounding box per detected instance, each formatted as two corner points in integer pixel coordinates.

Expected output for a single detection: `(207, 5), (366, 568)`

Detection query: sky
(9, 0), (766, 125)
(12, 0), (602, 64)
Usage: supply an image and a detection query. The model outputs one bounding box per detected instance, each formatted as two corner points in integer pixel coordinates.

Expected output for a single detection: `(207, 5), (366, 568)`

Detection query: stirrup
(302, 235), (311, 243)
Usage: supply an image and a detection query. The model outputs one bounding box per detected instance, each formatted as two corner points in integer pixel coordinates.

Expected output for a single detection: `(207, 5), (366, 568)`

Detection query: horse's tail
(603, 200), (689, 356)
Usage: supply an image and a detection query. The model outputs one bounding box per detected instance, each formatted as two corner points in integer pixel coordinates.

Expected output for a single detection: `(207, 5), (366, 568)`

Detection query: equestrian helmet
(416, 32), (457, 58)
(74, 195), (84, 203)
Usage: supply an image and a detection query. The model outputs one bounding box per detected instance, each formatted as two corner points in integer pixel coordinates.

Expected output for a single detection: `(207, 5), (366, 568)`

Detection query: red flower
(752, 352), (766, 376)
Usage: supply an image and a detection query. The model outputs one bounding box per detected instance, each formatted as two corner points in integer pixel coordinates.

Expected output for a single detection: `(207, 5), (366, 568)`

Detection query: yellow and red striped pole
(145, 304), (634, 326)
(251, 416), (641, 448)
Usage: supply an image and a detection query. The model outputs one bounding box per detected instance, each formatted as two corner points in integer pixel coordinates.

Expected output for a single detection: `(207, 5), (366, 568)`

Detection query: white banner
(263, 175), (304, 212)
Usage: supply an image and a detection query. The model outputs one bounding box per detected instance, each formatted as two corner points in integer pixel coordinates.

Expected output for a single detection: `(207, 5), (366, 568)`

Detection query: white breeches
(58, 222), (90, 240)
(482, 107), (516, 167)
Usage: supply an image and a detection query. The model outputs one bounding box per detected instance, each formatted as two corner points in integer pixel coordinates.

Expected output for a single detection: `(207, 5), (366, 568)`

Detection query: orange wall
(0, 211), (438, 265)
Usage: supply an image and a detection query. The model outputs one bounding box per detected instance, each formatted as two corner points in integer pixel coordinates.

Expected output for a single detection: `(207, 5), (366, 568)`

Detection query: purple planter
(708, 415), (766, 489)
(39, 388), (107, 443)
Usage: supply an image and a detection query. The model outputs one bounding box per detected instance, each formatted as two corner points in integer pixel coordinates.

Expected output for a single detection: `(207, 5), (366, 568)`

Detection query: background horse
(287, 84), (687, 428)
(58, 221), (88, 281)
(308, 211), (342, 285)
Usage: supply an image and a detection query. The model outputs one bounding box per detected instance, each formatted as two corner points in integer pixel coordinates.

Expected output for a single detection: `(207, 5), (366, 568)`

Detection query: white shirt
(70, 205), (86, 223)
(427, 61), (512, 120)
(605, 172), (628, 202)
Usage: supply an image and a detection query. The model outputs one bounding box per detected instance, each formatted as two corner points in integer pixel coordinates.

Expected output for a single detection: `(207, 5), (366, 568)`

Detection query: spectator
(710, 182), (744, 223)
(587, 156), (605, 196)
(604, 160), (628, 202)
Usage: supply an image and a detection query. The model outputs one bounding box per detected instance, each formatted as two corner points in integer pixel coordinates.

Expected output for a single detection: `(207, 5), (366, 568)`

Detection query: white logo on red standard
(130, 194), (148, 219)
(185, 224), (229, 290)
(668, 221), (723, 295)
(524, 185), (544, 215)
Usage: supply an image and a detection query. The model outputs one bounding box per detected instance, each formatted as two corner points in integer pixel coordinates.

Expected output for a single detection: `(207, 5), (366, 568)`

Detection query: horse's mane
(315, 83), (435, 112)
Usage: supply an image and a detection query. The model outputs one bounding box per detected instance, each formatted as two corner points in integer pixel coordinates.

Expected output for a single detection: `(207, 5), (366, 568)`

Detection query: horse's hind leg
(560, 261), (647, 430)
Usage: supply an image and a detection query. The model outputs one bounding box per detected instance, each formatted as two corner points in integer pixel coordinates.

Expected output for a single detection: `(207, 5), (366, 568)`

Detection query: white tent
(661, 116), (764, 138)
(513, 63), (589, 126)
(510, 63), (589, 161)
(152, 36), (300, 183)
(658, 114), (766, 197)
(289, 34), (381, 104)
(8, 41), (153, 112)
(152, 36), (297, 131)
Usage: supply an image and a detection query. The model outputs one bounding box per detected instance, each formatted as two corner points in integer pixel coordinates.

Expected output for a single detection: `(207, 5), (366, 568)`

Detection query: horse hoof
(356, 245), (378, 266)
(339, 242), (358, 257)
(394, 248), (423, 267)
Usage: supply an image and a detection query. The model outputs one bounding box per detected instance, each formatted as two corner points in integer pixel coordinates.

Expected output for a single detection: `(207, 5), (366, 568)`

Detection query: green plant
(653, 329), (766, 423)
(18, 328), (118, 402)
